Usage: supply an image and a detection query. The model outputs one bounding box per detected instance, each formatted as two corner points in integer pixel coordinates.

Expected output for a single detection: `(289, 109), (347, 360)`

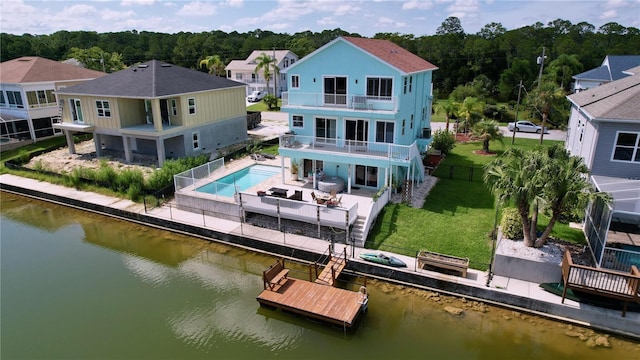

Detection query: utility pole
(536, 47), (546, 87)
(511, 80), (523, 145)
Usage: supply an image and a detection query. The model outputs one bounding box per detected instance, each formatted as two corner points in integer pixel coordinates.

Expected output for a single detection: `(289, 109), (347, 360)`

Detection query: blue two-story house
(279, 36), (438, 198)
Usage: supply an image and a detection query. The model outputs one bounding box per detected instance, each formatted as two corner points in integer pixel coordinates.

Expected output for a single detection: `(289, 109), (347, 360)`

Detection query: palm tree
(254, 52), (279, 95)
(457, 97), (484, 133)
(435, 97), (459, 131)
(526, 81), (565, 144)
(534, 145), (609, 247)
(484, 148), (544, 247)
(471, 120), (503, 153)
(199, 55), (225, 77)
(484, 145), (606, 248)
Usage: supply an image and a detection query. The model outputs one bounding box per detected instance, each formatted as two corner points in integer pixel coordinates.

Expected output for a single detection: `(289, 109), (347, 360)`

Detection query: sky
(1, 0), (639, 37)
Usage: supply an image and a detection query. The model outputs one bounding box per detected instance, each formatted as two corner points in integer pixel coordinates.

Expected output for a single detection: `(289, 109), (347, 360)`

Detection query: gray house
(55, 60), (248, 166)
(572, 55), (640, 93)
(565, 66), (640, 271)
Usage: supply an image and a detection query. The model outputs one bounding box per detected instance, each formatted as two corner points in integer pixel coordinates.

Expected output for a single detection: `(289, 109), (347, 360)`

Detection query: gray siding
(591, 122), (640, 178)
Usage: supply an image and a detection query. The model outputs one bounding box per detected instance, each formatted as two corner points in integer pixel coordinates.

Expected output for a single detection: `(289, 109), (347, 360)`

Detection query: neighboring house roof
(567, 72), (640, 121)
(573, 55), (640, 82)
(0, 56), (105, 83)
(225, 50), (298, 72)
(342, 36), (438, 74)
(57, 60), (246, 98)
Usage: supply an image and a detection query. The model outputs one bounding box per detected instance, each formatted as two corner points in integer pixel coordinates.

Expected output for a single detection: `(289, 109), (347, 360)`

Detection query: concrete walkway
(1, 173), (638, 338)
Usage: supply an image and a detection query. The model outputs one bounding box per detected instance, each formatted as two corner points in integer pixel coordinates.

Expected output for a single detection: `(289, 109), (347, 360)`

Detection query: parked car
(507, 120), (547, 133)
(247, 90), (266, 102)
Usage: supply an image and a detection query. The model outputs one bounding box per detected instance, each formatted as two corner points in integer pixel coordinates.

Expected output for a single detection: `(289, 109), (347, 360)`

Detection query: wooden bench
(562, 250), (640, 317)
(417, 250), (469, 278)
(263, 259), (290, 291)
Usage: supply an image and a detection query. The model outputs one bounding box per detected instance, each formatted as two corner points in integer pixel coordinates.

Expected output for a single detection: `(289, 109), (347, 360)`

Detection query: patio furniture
(269, 187), (288, 198)
(311, 191), (317, 203)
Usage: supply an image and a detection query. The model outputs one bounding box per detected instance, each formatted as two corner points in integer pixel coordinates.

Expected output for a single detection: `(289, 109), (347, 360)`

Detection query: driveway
(430, 122), (566, 142)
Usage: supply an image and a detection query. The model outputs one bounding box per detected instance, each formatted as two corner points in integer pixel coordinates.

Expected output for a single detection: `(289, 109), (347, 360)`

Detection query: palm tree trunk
(519, 203), (534, 247)
(530, 200), (539, 244)
(445, 116), (450, 131)
(539, 113), (547, 144)
(534, 215), (558, 248)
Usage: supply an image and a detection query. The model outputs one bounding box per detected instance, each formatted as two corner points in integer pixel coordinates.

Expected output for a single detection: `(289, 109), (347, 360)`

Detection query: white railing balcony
(282, 92), (398, 112)
(279, 134), (412, 163)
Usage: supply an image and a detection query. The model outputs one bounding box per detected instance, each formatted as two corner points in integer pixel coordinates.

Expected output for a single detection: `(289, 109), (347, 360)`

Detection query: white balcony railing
(280, 134), (412, 163)
(282, 92), (398, 112)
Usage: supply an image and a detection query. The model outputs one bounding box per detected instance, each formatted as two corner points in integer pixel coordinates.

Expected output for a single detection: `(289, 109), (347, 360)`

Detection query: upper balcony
(282, 92), (398, 113)
(279, 134), (420, 165)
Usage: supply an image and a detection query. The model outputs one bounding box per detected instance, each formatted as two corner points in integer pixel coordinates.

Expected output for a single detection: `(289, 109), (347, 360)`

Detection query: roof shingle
(56, 60), (245, 98)
(0, 56), (106, 83)
(342, 36), (437, 74)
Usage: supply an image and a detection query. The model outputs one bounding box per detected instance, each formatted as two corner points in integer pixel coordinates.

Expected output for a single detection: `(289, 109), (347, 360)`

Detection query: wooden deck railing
(561, 250), (640, 317)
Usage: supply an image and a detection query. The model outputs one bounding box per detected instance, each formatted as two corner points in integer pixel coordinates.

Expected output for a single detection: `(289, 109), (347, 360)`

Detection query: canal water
(1, 192), (638, 359)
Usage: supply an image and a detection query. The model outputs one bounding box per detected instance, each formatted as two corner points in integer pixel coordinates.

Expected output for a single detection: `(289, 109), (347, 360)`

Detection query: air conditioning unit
(422, 128), (431, 139)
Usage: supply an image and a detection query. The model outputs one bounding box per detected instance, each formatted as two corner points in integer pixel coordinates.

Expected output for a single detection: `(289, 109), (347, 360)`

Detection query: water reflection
(1, 192), (638, 360)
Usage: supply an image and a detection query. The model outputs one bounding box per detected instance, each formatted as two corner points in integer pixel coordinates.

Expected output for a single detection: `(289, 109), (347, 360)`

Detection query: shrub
(501, 207), (523, 240)
(263, 94), (278, 110)
(431, 129), (456, 155)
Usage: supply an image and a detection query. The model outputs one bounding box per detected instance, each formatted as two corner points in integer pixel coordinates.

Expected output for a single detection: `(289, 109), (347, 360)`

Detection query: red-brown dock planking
(256, 278), (367, 328)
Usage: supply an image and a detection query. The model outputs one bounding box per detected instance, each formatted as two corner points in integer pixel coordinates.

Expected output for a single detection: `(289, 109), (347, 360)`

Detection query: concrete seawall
(1, 176), (638, 339)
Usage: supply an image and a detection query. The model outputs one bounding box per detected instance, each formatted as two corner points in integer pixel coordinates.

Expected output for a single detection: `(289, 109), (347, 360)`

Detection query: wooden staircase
(314, 247), (347, 287)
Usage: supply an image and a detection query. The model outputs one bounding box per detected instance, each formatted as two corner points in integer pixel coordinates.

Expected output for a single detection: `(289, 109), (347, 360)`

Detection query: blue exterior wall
(282, 37), (435, 190)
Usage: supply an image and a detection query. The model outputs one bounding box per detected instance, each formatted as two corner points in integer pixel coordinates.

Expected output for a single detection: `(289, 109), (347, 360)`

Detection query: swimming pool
(196, 165), (280, 197)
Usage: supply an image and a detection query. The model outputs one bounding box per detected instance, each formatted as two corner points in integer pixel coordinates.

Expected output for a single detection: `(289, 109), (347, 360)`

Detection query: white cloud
(318, 17), (338, 26)
(446, 0), (479, 20)
(102, 9), (136, 21)
(64, 4), (98, 16)
(121, 0), (156, 6)
(600, 9), (618, 20)
(402, 0), (435, 10)
(176, 1), (217, 16)
(224, 0), (244, 7)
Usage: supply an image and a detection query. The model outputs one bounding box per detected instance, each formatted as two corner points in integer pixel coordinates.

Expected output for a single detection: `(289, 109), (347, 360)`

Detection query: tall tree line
(2, 18), (638, 102)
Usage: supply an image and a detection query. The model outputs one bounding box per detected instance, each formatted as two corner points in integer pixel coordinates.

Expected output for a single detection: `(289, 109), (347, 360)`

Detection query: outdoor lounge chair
(311, 191), (317, 203)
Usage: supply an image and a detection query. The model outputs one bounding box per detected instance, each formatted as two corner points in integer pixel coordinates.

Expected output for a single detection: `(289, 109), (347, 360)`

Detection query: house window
(410, 114), (414, 129)
(292, 115), (303, 128)
(284, 58), (289, 68)
(69, 99), (84, 123)
(366, 77), (392, 100)
(316, 117), (337, 144)
(612, 132), (640, 163)
(291, 75), (300, 88)
(6, 91), (24, 108)
(192, 131), (200, 150)
(402, 119), (405, 136)
(95, 100), (111, 117)
(291, 58), (295, 64)
(323, 77), (347, 105)
(0, 91), (5, 106)
(170, 99), (177, 116)
(188, 97), (196, 115)
(355, 165), (378, 187)
(235, 73), (243, 80)
(227, 70), (231, 78)
(409, 76), (413, 92)
(403, 77), (407, 94)
(376, 121), (394, 143)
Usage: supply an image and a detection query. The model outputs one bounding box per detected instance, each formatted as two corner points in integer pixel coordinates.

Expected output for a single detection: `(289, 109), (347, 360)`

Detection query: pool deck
(1, 172), (639, 339)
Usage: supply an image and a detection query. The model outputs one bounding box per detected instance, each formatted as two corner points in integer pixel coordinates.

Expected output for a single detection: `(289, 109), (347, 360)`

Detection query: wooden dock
(256, 278), (367, 328)
(257, 253), (367, 329)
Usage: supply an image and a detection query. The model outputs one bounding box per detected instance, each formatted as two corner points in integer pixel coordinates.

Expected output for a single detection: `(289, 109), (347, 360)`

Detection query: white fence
(174, 158), (225, 192)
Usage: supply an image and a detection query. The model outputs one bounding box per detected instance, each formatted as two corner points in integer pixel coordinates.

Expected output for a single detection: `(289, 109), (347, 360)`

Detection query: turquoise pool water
(196, 165), (279, 197)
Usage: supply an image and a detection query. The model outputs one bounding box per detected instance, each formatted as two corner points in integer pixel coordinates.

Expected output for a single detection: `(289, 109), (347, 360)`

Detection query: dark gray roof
(573, 55), (640, 82)
(56, 60), (245, 98)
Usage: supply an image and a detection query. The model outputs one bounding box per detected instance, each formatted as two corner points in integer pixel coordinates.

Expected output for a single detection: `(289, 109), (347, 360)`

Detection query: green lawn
(369, 138), (585, 270)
